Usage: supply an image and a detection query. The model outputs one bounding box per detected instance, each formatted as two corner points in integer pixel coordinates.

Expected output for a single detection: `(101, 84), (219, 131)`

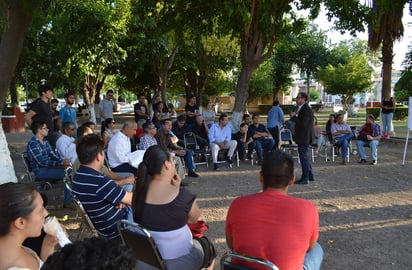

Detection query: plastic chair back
(117, 219), (166, 270)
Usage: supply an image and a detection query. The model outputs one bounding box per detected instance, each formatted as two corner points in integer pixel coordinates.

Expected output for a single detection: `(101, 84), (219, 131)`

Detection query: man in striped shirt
(72, 134), (133, 239)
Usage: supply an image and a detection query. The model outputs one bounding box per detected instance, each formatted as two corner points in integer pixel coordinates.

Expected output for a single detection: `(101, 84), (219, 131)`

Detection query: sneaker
(342, 159), (348, 165)
(187, 170), (199, 177)
(370, 160), (377, 165)
(358, 159), (366, 163)
(213, 163), (219, 171)
(225, 156), (234, 165)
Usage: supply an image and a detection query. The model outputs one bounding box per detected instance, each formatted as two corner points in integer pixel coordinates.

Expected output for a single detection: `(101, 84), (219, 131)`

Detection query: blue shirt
(208, 123), (232, 144)
(59, 106), (77, 128)
(26, 136), (63, 174)
(72, 165), (127, 239)
(267, 106), (284, 128)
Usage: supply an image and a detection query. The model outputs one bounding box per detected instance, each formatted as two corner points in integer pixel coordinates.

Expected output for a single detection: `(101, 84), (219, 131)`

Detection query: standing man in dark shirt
(291, 92), (315, 184)
(25, 84), (56, 149)
(185, 94), (199, 131)
(134, 93), (150, 123)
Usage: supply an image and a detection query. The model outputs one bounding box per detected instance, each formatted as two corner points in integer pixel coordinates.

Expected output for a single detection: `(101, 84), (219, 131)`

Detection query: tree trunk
(0, 1), (37, 184)
(10, 78), (18, 105)
(83, 74), (100, 124)
(381, 32), (393, 99)
(158, 48), (177, 105)
(232, 67), (253, 132)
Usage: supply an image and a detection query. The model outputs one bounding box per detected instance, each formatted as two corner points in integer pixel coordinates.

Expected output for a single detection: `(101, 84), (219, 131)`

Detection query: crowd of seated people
(11, 94), (390, 269)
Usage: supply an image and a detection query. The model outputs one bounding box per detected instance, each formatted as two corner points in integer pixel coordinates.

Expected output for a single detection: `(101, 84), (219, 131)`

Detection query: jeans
(303, 242), (324, 270)
(254, 138), (275, 161)
(237, 141), (256, 160)
(298, 143), (313, 180)
(335, 133), (355, 159)
(357, 140), (379, 160)
(380, 112), (393, 135)
(35, 167), (72, 204)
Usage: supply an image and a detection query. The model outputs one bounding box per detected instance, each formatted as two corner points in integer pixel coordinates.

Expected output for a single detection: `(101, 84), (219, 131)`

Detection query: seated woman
(132, 145), (215, 270)
(0, 183), (58, 270)
(101, 118), (116, 148)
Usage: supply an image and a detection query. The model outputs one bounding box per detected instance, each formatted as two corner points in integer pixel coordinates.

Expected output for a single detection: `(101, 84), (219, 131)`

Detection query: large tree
(0, 0), (41, 184)
(214, 0), (321, 130)
(368, 0), (407, 100)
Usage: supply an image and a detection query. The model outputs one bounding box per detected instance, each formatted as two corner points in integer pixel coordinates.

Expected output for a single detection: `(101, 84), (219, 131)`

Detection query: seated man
(356, 114), (382, 165)
(138, 121), (186, 182)
(72, 134), (133, 239)
(107, 119), (138, 175)
(331, 113), (355, 165)
(225, 150), (323, 270)
(171, 114), (188, 147)
(26, 121), (71, 208)
(233, 123), (255, 161)
(156, 118), (199, 178)
(56, 121), (77, 165)
(208, 114), (238, 170)
(248, 114), (274, 164)
(192, 115), (209, 150)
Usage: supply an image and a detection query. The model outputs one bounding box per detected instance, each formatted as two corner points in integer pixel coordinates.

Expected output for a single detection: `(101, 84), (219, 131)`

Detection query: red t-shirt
(226, 189), (319, 270)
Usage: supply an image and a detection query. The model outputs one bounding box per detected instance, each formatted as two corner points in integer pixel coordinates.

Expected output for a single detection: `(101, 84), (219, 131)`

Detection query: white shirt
(56, 134), (77, 164)
(107, 131), (131, 168)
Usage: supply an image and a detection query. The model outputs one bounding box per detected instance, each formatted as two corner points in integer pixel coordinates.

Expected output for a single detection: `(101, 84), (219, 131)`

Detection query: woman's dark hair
(101, 118), (113, 135)
(133, 145), (171, 222)
(31, 121), (46, 134)
(261, 150), (294, 189)
(42, 237), (136, 270)
(76, 134), (105, 165)
(0, 183), (39, 236)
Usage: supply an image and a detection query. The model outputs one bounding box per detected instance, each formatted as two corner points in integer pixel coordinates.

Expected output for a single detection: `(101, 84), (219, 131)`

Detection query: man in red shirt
(225, 150), (323, 270)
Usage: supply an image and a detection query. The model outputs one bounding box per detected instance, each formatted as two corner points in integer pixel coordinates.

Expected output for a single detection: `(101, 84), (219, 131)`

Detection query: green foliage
(394, 70), (412, 102)
(317, 53), (373, 108)
(248, 61), (274, 101)
(309, 89), (320, 101)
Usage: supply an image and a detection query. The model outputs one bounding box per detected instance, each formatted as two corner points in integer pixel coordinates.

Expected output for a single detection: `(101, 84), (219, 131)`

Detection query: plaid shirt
(138, 134), (158, 150)
(27, 136), (63, 173)
(359, 122), (382, 137)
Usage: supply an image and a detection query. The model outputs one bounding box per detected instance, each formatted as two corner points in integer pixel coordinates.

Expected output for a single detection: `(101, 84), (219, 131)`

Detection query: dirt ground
(7, 128), (412, 270)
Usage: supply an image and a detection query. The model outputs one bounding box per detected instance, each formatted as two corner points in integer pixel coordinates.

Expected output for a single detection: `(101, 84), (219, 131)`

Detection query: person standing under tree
(267, 100), (284, 149)
(380, 93), (395, 139)
(99, 90), (117, 133)
(290, 92), (314, 184)
(25, 84), (56, 149)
